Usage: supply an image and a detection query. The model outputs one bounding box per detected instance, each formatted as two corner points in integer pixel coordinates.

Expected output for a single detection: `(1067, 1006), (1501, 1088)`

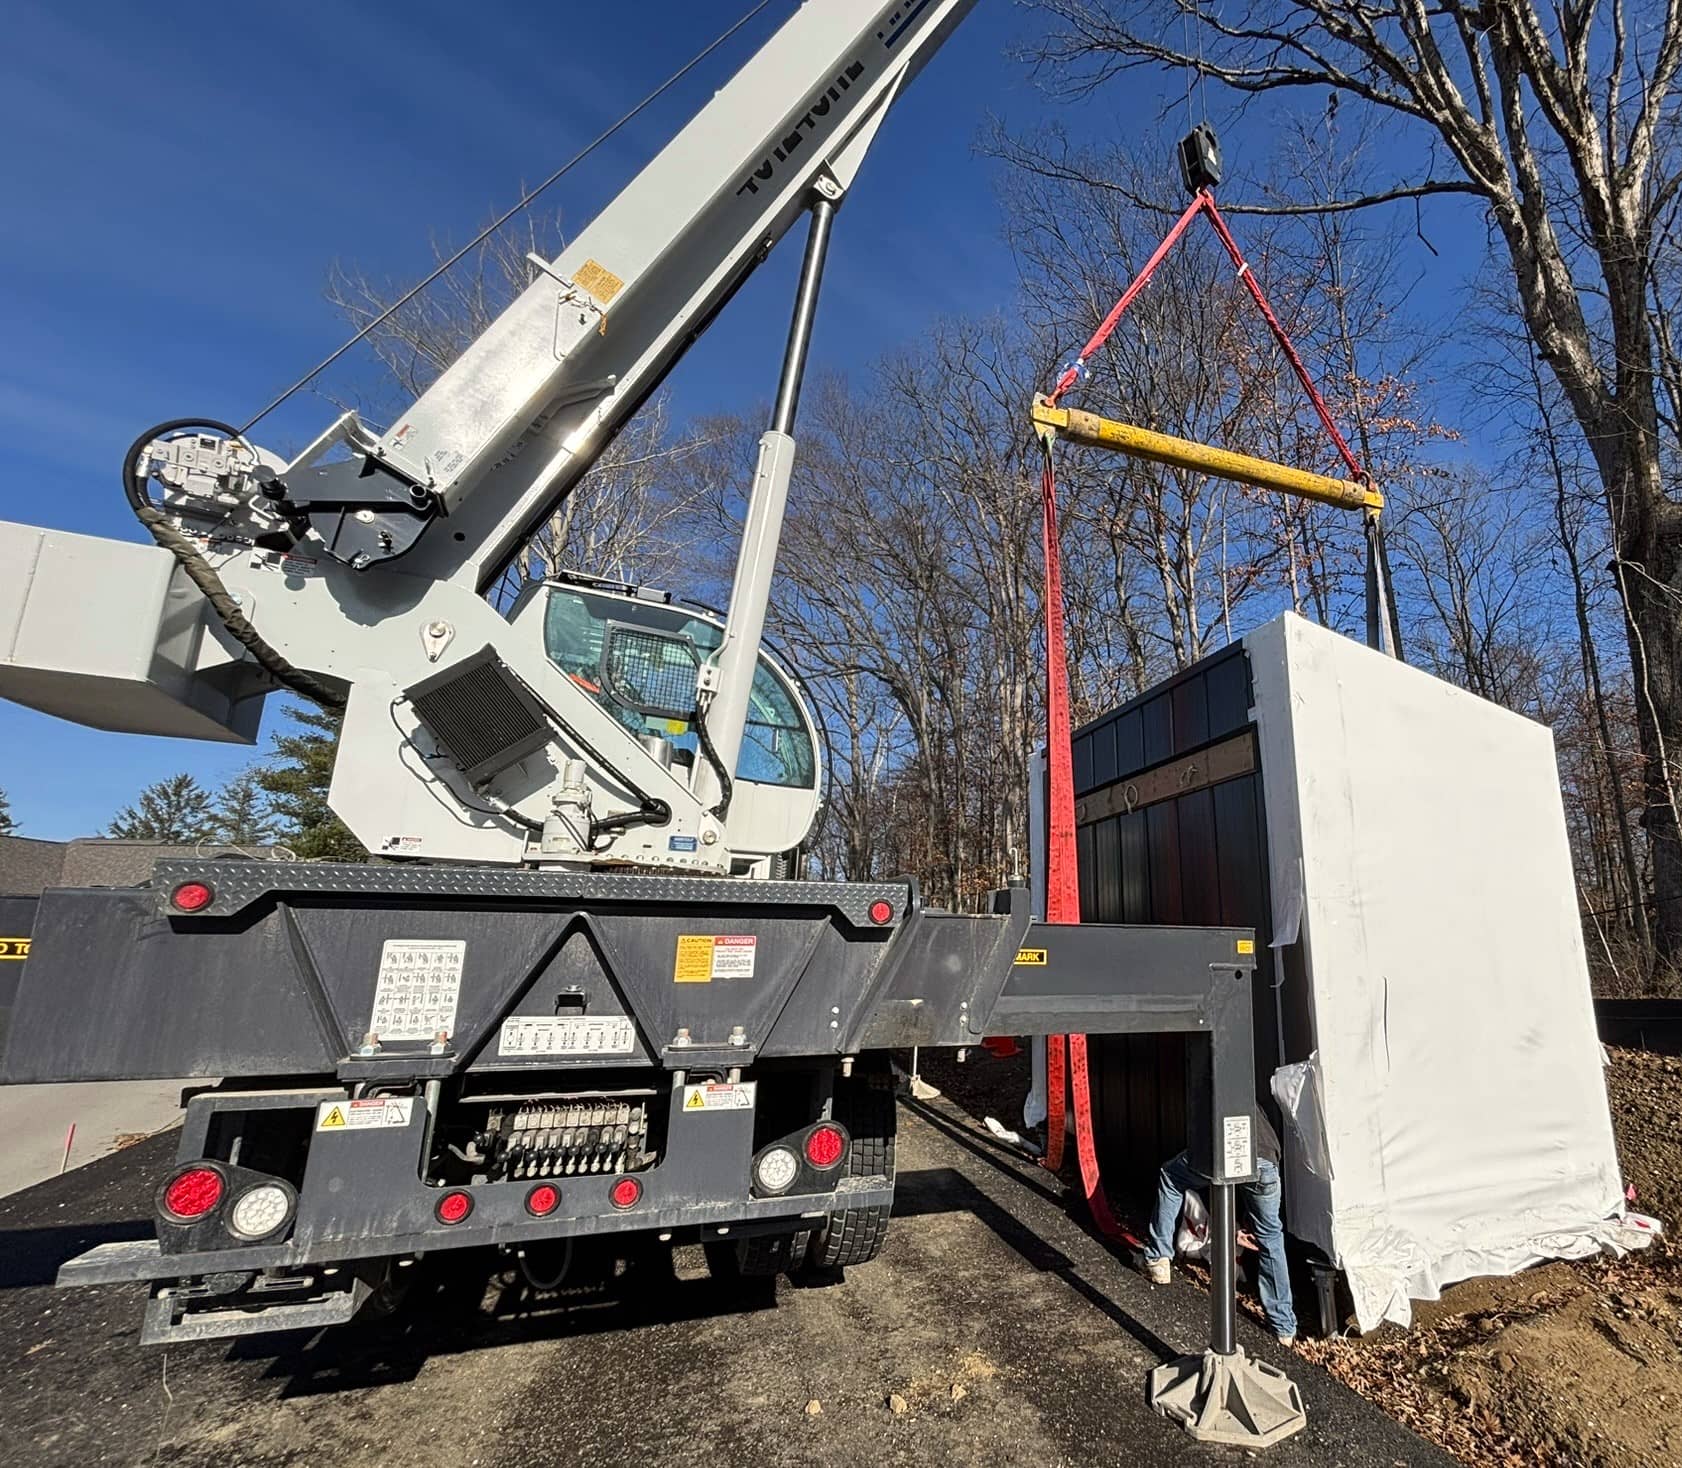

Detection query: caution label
(681, 1082), (757, 1113)
(573, 258), (624, 305)
(316, 1097), (415, 1132)
(1236, 939), (1256, 956)
(673, 934), (758, 983)
(0, 936), (29, 960)
(1013, 948), (1047, 966)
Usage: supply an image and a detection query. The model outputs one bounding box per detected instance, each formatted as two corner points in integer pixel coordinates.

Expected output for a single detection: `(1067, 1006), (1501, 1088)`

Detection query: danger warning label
(316, 1097), (415, 1132)
(673, 934), (758, 983)
(681, 1082), (757, 1113)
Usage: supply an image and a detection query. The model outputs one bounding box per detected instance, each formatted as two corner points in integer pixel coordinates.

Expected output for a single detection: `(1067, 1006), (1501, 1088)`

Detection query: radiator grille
(407, 647), (552, 785)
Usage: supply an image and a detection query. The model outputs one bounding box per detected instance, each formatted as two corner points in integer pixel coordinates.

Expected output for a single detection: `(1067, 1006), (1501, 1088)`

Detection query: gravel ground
(0, 1089), (1446, 1468)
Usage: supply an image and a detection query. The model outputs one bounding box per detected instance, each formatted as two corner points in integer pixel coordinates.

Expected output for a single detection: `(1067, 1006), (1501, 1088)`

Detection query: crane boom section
(386, 0), (978, 592)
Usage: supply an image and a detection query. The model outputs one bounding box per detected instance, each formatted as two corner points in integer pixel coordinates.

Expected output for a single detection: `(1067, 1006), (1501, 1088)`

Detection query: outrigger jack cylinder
(1147, 1183), (1309, 1447)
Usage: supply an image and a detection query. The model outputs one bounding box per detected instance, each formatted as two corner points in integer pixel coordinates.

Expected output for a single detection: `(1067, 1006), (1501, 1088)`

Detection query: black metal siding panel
(1118, 811), (1152, 924)
(1171, 676), (1210, 754)
(1076, 822), (1097, 922)
(1205, 650), (1251, 740)
(1067, 643), (1278, 1203)
(1146, 804), (1184, 924)
(1072, 732), (1094, 793)
(1114, 710), (1145, 782)
(1141, 694), (1174, 768)
(1089, 719), (1119, 788)
(1176, 787), (1221, 927)
(1092, 818), (1123, 924)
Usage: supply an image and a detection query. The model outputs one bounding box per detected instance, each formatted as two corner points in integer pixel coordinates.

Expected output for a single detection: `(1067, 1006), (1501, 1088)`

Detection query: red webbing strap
(1046, 193), (1207, 407)
(1199, 197), (1364, 481)
(1037, 444), (1135, 1245)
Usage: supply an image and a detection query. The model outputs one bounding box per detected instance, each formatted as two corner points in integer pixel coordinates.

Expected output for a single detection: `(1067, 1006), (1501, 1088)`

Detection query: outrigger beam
(1030, 399), (1383, 516)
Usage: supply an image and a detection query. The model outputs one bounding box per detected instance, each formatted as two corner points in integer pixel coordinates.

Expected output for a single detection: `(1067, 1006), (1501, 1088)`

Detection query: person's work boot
(1276, 1333), (1296, 1347)
(1143, 1257), (1172, 1285)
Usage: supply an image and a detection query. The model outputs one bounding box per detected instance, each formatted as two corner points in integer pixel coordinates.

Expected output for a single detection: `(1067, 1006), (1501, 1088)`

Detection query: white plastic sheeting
(1249, 614), (1641, 1331)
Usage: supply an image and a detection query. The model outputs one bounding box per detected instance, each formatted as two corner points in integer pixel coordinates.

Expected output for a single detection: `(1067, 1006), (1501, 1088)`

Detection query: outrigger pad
(1148, 1346), (1307, 1448)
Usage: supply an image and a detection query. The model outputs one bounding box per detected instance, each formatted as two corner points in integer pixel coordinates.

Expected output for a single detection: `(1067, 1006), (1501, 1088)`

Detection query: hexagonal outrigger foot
(1148, 1345), (1307, 1448)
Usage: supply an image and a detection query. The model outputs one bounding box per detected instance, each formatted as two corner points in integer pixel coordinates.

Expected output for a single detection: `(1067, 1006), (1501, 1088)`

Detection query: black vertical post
(1209, 1182), (1238, 1355)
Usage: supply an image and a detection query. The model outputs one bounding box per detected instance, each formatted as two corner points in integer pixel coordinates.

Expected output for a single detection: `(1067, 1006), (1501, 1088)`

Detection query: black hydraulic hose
(122, 420), (346, 712)
(694, 704), (734, 821)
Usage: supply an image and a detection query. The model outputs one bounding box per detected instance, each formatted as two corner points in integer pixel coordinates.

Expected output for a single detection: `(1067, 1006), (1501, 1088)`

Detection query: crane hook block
(1178, 124), (1223, 195)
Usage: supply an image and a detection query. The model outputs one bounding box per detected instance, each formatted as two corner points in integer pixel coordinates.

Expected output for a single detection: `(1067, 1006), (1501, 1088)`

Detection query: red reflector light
(609, 1176), (642, 1209)
(170, 881), (215, 913)
(805, 1123), (846, 1169)
(435, 1190), (473, 1225)
(160, 1166), (224, 1220)
(525, 1183), (561, 1217)
(868, 899), (894, 925)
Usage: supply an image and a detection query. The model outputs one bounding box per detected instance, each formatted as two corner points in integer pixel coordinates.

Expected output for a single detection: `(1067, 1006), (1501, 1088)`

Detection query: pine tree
(214, 769), (279, 845)
(0, 786), (15, 837)
(255, 704), (365, 861)
(108, 773), (219, 842)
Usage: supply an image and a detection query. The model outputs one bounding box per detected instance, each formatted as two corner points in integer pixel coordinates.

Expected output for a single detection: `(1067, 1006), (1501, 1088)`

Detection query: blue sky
(1, 0), (1479, 839)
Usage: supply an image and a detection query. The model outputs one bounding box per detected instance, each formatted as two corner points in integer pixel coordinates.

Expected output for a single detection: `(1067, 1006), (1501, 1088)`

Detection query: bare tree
(1026, 0), (1682, 961)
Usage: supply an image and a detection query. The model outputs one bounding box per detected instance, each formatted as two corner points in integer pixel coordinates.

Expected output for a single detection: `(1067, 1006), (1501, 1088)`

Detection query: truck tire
(735, 1228), (812, 1278)
(808, 1064), (896, 1270)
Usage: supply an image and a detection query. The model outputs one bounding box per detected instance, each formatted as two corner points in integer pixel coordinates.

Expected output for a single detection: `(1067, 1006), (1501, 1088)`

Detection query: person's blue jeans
(1145, 1150), (1297, 1339)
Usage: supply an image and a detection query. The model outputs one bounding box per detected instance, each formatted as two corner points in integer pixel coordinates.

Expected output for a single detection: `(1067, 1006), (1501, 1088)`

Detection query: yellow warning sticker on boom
(0, 937), (29, 960)
(573, 258), (624, 304)
(319, 1105), (347, 1128)
(1014, 948), (1048, 966)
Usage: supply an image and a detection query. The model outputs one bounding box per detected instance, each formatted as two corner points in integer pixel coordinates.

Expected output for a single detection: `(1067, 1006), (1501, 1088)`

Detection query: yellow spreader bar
(1030, 400), (1383, 515)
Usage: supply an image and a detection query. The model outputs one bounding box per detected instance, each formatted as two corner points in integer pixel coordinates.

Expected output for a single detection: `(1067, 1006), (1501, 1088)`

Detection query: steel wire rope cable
(236, 0), (779, 436)
(120, 2), (779, 714)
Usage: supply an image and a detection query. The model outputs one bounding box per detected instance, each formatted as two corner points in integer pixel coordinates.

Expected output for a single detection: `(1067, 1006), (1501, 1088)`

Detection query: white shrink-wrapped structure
(1248, 614), (1637, 1331)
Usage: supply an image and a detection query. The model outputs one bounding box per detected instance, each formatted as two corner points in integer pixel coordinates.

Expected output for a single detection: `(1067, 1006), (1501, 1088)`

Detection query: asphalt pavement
(0, 1094), (1450, 1467)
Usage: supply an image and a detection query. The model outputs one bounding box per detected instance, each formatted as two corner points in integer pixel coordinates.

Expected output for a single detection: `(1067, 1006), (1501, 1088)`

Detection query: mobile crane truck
(0, 0), (1305, 1445)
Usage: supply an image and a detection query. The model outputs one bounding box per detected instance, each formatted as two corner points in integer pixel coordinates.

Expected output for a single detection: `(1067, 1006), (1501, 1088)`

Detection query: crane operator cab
(511, 574), (823, 876)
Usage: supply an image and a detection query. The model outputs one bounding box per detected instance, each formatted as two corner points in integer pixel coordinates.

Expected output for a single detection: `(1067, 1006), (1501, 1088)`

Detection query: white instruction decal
(709, 935), (757, 978)
(499, 1015), (637, 1057)
(1222, 1114), (1254, 1178)
(369, 939), (465, 1040)
(681, 1082), (757, 1113)
(317, 1097), (414, 1131)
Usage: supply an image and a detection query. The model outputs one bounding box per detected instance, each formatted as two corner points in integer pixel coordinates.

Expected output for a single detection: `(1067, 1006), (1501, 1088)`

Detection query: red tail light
(525, 1183), (561, 1217)
(435, 1190), (473, 1225)
(609, 1176), (642, 1209)
(159, 1165), (225, 1221)
(868, 899), (894, 924)
(805, 1123), (847, 1169)
(170, 881), (215, 913)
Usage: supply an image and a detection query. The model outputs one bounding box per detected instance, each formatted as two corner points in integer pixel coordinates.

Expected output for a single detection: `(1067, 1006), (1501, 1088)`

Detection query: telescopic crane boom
(0, 0), (978, 874)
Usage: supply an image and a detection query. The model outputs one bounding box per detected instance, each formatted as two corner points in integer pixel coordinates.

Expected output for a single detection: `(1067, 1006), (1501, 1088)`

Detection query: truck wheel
(736, 1228), (812, 1277)
(808, 1064), (896, 1270)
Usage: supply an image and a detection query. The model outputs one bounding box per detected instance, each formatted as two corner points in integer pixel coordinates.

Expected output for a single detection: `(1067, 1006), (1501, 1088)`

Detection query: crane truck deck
(0, 0), (1307, 1446)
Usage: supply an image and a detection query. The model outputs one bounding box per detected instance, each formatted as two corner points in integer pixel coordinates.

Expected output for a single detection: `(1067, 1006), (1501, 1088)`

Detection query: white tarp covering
(1248, 613), (1641, 1331)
